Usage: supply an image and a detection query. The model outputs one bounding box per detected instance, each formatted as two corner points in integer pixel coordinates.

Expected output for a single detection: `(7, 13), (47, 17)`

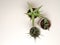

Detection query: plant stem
(32, 14), (34, 26)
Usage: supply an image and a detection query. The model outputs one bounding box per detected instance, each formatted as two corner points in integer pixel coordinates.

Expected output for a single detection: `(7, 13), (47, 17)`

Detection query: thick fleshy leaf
(34, 6), (42, 12)
(25, 13), (32, 15)
(27, 2), (33, 12)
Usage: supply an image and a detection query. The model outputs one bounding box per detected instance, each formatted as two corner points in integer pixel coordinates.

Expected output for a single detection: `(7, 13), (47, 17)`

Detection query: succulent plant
(30, 27), (40, 39)
(40, 18), (51, 30)
(26, 7), (42, 19)
(26, 3), (42, 26)
(25, 3), (51, 40)
(27, 8), (39, 19)
(25, 3), (41, 39)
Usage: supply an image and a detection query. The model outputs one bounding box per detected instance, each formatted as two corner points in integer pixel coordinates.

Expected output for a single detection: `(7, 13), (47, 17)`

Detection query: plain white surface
(0, 0), (60, 45)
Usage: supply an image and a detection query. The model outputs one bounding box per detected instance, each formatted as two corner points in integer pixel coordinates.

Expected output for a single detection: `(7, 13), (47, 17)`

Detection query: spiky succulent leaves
(40, 18), (51, 30)
(26, 7), (41, 19)
(27, 3), (34, 26)
(30, 27), (40, 39)
(27, 2), (33, 12)
(33, 6), (42, 17)
(26, 3), (42, 19)
(33, 5), (42, 13)
(27, 8), (39, 19)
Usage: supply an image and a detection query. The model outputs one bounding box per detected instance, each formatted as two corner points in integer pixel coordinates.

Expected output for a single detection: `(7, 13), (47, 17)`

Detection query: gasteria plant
(25, 3), (51, 39)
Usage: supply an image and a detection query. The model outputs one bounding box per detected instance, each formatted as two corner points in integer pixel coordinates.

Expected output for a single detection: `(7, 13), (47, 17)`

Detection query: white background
(0, 0), (60, 45)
